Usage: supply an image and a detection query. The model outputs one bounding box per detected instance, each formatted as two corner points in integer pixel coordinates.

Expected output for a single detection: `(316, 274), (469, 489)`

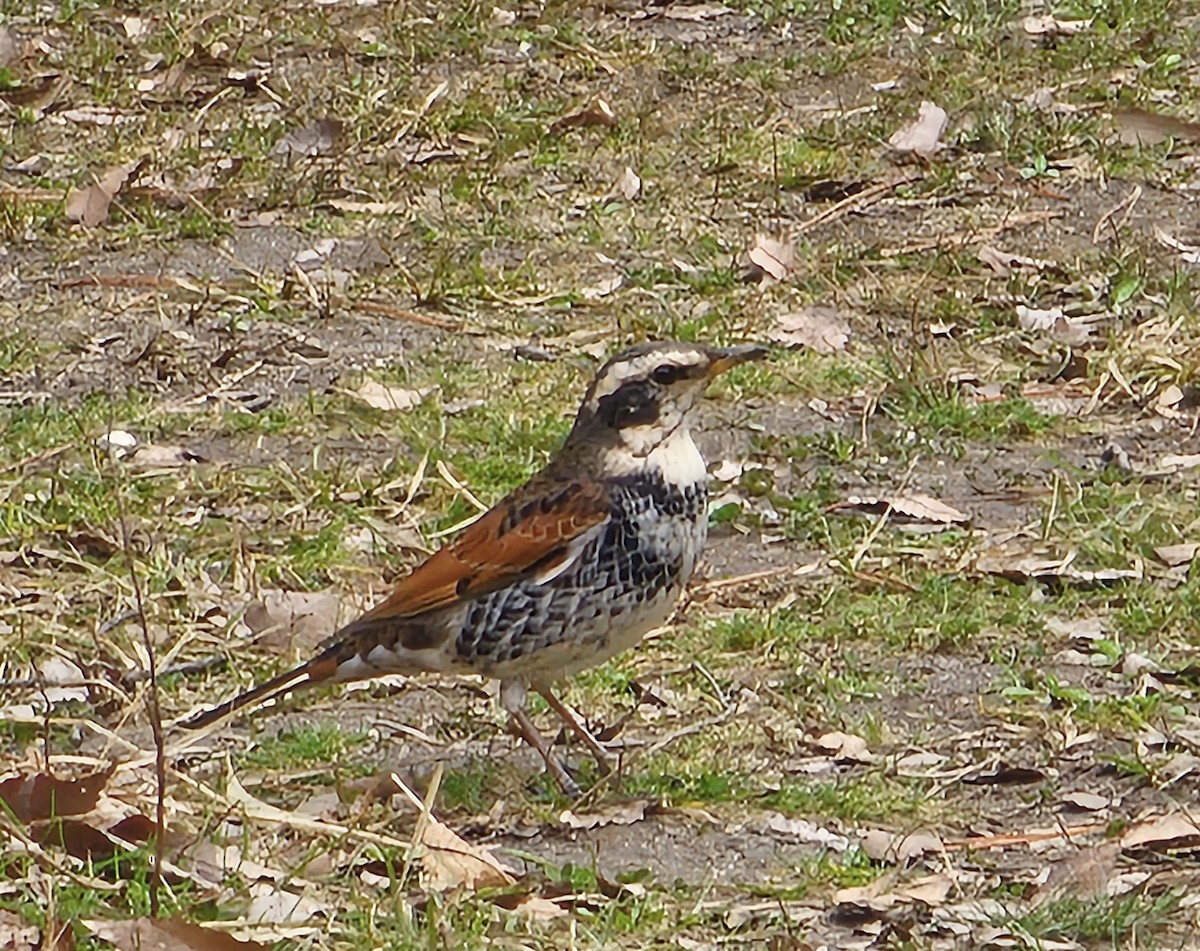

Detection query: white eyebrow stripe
(588, 350), (707, 401)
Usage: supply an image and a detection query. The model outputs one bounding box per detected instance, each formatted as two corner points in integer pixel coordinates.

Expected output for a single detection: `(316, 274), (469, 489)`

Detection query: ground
(2, 0), (1200, 948)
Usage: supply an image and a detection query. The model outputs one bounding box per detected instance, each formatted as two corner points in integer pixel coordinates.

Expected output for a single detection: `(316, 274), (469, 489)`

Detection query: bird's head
(567, 341), (767, 470)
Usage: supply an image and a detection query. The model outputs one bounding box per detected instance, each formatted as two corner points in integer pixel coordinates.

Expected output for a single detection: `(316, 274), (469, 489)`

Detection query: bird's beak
(707, 344), (770, 378)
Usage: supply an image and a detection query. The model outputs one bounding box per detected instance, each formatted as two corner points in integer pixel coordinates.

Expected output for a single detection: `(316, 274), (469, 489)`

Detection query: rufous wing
(357, 478), (612, 623)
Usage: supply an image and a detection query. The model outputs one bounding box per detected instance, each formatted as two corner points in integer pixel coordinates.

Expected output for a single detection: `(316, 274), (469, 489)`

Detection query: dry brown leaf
(1153, 542), (1198, 567)
(662, 3), (733, 19)
(274, 118), (344, 158)
(614, 165), (641, 201)
(1022, 14), (1091, 36)
(977, 244), (1056, 276)
(1120, 812), (1200, 851)
(1153, 225), (1200, 264)
(245, 884), (330, 928)
(888, 101), (948, 159)
(126, 444), (207, 469)
(346, 380), (436, 412)
(1015, 304), (1099, 346)
(962, 763), (1045, 785)
(34, 655), (89, 704)
(1114, 108), (1200, 147)
(1061, 790), (1110, 812)
(814, 731), (874, 763)
(1160, 453), (1200, 471)
(244, 589), (339, 653)
(82, 918), (268, 951)
(0, 910), (40, 951)
(498, 894), (569, 920)
(65, 163), (139, 227)
(768, 306), (850, 354)
(560, 800), (648, 831)
(324, 199), (407, 215)
(745, 233), (794, 285)
(860, 829), (943, 863)
(836, 872), (953, 909)
(0, 767), (114, 823)
(840, 493), (969, 525)
(417, 815), (515, 891)
(549, 97), (616, 135)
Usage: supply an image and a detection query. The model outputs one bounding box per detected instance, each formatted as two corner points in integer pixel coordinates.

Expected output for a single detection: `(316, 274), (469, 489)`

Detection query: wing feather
(357, 478), (611, 623)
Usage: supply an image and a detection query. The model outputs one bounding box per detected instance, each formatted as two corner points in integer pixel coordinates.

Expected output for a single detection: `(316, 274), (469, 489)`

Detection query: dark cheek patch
(596, 381), (660, 429)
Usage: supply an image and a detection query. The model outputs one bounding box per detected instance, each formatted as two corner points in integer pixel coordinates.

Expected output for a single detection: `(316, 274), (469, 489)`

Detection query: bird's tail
(176, 652), (341, 730)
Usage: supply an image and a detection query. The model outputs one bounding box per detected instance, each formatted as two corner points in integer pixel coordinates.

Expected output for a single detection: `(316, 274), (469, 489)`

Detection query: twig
(351, 299), (462, 331)
(690, 561), (822, 596)
(943, 823), (1108, 851)
(1092, 185), (1142, 244)
(113, 464), (166, 918)
(0, 443), (73, 475)
(794, 173), (923, 236)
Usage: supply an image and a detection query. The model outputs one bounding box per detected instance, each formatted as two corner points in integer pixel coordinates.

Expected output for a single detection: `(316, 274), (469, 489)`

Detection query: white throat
(602, 425), (707, 484)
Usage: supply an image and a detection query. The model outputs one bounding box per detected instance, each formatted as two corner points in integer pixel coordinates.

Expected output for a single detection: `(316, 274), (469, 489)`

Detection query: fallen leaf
(744, 233), (794, 285)
(977, 245), (1057, 276)
(549, 97), (616, 135)
(417, 815), (515, 891)
(1022, 14), (1091, 36)
(1016, 304), (1099, 346)
(34, 655), (89, 704)
(324, 199), (407, 215)
(244, 589), (339, 653)
(662, 3), (733, 20)
(65, 163), (139, 227)
(768, 306), (850, 354)
(125, 444), (208, 468)
(245, 883), (330, 927)
(962, 763), (1045, 785)
(1120, 812), (1200, 851)
(1153, 225), (1200, 264)
(0, 767), (114, 823)
(82, 918), (268, 951)
(888, 101), (948, 159)
(860, 829), (943, 863)
(501, 894), (569, 920)
(814, 731), (874, 763)
(1061, 790), (1109, 812)
(274, 117), (343, 157)
(612, 165), (641, 201)
(836, 872), (953, 909)
(1153, 543), (1198, 567)
(761, 813), (851, 850)
(1159, 453), (1200, 471)
(346, 380), (436, 412)
(0, 910), (39, 951)
(838, 494), (969, 525)
(560, 799), (648, 831)
(579, 274), (623, 299)
(1114, 108), (1200, 147)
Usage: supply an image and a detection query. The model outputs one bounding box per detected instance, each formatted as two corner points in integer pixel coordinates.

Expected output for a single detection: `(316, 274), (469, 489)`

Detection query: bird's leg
(537, 686), (614, 777)
(509, 707), (582, 798)
(500, 679), (581, 797)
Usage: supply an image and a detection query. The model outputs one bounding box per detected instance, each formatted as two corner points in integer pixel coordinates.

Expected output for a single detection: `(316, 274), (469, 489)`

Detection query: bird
(180, 340), (768, 794)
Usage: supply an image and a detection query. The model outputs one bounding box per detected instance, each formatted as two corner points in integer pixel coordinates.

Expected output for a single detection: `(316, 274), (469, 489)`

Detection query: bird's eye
(652, 364), (684, 385)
